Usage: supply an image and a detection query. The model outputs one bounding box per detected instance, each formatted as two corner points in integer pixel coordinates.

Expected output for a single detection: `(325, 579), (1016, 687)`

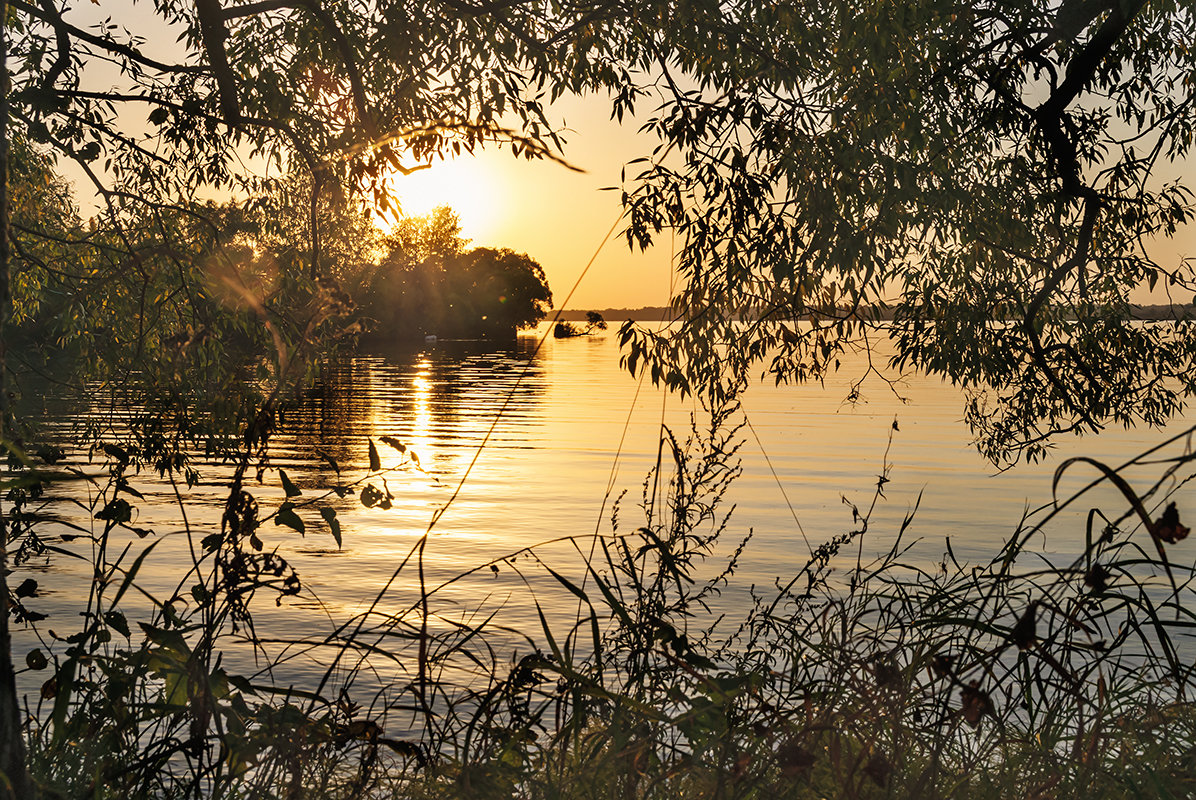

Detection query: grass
(8, 390), (1196, 799)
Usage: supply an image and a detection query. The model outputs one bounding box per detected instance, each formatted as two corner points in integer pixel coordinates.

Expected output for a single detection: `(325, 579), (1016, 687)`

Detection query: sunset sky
(378, 93), (676, 312)
(58, 2), (675, 313)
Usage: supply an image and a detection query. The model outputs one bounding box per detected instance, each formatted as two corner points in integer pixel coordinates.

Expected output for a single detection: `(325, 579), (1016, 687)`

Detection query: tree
(450, 246), (553, 335)
(384, 204), (468, 268)
(250, 166), (384, 286)
(364, 208), (552, 338)
(554, 311), (607, 338)
(616, 1), (1196, 464)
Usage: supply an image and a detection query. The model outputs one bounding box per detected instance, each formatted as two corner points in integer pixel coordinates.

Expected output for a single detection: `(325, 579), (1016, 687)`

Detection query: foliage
(6, 188), (358, 466)
(9, 0), (628, 273)
(7, 135), (80, 330)
(11, 380), (1196, 799)
(248, 166), (385, 285)
(7, 415), (430, 798)
(384, 205), (469, 267)
(365, 207), (552, 338)
(616, 1), (1196, 463)
(353, 412), (1196, 800)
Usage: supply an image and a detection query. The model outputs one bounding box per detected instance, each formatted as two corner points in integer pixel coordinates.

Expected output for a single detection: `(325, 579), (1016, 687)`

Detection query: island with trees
(359, 206), (552, 340)
(553, 311), (608, 338)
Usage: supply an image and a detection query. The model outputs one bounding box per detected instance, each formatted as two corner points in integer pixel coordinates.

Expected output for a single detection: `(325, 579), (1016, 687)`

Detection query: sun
(381, 156), (502, 245)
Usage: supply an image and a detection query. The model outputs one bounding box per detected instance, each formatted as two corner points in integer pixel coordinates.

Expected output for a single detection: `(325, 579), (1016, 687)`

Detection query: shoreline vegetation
(3, 147), (1196, 800)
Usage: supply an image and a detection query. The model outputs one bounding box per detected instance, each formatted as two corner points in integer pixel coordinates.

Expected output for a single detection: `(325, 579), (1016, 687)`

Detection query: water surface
(12, 324), (1196, 694)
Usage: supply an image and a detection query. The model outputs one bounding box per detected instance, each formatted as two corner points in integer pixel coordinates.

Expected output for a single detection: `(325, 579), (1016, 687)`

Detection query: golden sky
(59, 1), (674, 311)
(380, 95), (677, 312)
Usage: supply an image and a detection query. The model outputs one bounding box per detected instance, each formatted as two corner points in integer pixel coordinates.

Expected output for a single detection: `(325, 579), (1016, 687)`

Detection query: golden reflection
(408, 361), (434, 467)
(281, 342), (547, 575)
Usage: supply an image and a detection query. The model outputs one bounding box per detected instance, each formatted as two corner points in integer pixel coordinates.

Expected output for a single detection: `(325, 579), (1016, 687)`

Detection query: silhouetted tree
(364, 211), (551, 339)
(447, 247), (553, 337)
(554, 311), (607, 338)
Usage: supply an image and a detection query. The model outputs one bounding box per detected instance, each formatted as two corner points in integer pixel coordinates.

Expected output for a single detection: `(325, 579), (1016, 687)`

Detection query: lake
(11, 322), (1196, 700)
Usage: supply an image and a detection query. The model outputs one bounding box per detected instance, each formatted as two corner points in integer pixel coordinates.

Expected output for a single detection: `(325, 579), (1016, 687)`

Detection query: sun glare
(383, 156), (502, 245)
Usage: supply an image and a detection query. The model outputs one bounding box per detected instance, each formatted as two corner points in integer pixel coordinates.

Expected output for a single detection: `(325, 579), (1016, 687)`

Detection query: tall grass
(8, 390), (1196, 799)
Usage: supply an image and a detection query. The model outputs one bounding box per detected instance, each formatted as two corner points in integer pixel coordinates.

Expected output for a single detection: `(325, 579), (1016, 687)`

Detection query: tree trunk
(0, 0), (34, 793)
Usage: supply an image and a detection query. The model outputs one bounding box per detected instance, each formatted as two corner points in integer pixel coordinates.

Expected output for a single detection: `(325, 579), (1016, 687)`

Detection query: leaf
(1010, 602), (1037, 650)
(776, 741), (815, 778)
(321, 507), (342, 547)
(36, 445), (65, 465)
(163, 670), (189, 707)
(360, 484), (384, 508)
(25, 649), (48, 671)
(50, 659), (77, 744)
(95, 498), (132, 523)
(1154, 502), (1189, 544)
(139, 623), (190, 655)
(316, 449), (340, 475)
(104, 611), (130, 638)
(380, 435), (406, 453)
(368, 439), (381, 472)
(960, 681), (993, 727)
(275, 502), (305, 534)
(543, 564), (590, 603)
(101, 443), (129, 466)
(110, 541), (160, 609)
(279, 469), (302, 497)
(15, 578), (38, 598)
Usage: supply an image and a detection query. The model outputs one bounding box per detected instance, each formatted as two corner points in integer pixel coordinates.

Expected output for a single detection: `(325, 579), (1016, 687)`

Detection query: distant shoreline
(550, 306), (674, 322)
(549, 304), (1196, 323)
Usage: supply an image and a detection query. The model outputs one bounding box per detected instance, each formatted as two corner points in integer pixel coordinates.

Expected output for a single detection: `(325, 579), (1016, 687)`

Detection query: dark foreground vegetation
(6, 1), (1196, 799)
(8, 396), (1196, 800)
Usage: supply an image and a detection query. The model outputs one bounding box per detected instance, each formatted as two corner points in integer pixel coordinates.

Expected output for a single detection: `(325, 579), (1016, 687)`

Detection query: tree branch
(294, 0), (376, 138)
(36, 0), (71, 95)
(195, 0), (243, 127)
(11, 0), (202, 74)
(1040, 0), (1147, 118)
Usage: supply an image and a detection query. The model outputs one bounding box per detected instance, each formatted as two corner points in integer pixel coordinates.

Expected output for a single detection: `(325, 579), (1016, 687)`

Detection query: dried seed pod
(1011, 602), (1038, 650)
(1153, 502), (1189, 544)
(960, 681), (993, 727)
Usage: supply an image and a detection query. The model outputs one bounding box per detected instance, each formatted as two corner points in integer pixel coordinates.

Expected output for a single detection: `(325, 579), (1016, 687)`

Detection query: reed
(10, 393), (1196, 799)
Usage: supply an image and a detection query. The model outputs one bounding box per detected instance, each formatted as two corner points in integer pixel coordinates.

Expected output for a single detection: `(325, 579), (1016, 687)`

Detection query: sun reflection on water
(408, 361), (435, 467)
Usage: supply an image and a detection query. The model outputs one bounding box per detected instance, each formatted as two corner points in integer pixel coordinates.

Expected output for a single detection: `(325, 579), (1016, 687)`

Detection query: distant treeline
(551, 306), (674, 322)
(551, 304), (1196, 324)
(1129, 303), (1196, 320)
